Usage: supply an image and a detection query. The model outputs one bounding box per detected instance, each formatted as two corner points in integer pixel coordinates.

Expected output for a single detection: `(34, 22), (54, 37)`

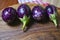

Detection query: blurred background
(0, 0), (18, 10)
(0, 0), (60, 10)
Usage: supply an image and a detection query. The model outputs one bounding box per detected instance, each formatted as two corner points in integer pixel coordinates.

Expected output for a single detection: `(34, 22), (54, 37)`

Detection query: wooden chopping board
(0, 3), (60, 40)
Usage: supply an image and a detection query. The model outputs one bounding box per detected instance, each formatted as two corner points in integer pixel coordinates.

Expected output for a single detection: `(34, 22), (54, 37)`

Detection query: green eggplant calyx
(50, 14), (56, 20)
(49, 13), (57, 27)
(20, 15), (30, 31)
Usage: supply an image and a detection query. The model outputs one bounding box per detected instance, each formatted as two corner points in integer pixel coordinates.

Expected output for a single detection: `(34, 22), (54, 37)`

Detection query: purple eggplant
(45, 5), (58, 27)
(17, 4), (31, 31)
(2, 7), (18, 24)
(32, 6), (48, 23)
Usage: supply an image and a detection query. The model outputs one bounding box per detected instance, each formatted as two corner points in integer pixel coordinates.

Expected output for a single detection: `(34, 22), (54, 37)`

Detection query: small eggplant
(32, 5), (48, 23)
(2, 7), (18, 24)
(45, 5), (58, 27)
(17, 4), (31, 31)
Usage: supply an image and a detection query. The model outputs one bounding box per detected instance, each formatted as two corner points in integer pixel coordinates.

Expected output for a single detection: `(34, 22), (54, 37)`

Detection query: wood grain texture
(0, 3), (60, 40)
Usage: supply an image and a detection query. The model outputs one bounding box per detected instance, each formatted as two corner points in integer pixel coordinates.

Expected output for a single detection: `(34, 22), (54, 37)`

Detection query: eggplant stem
(50, 13), (57, 27)
(53, 19), (57, 27)
(20, 15), (30, 31)
(21, 21), (26, 30)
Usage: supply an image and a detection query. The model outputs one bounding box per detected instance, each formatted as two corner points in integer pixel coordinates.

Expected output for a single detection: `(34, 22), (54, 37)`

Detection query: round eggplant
(45, 5), (58, 27)
(17, 4), (31, 31)
(2, 7), (18, 24)
(32, 5), (49, 23)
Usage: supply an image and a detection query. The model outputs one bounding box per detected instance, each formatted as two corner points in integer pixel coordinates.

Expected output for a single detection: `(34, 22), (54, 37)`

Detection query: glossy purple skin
(2, 7), (17, 22)
(45, 5), (56, 15)
(32, 6), (44, 21)
(17, 4), (31, 18)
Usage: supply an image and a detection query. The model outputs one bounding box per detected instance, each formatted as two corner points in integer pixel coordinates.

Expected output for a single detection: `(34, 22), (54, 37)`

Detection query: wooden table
(0, 4), (60, 40)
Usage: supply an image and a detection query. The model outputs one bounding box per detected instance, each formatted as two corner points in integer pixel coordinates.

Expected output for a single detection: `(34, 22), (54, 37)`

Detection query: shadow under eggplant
(7, 18), (21, 27)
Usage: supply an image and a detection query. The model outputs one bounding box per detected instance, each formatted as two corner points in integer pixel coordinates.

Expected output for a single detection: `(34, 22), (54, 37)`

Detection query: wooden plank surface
(0, 4), (60, 40)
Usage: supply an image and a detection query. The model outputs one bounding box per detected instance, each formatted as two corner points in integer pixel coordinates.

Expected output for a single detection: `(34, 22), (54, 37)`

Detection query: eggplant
(45, 5), (58, 27)
(32, 5), (49, 23)
(17, 4), (31, 31)
(2, 7), (18, 24)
